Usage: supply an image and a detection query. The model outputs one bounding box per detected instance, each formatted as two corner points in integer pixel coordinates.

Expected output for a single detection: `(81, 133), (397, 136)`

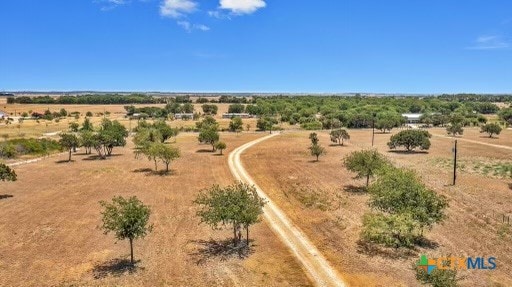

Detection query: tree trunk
(246, 226), (249, 246)
(316, 155), (319, 161)
(165, 162), (169, 172)
(233, 224), (237, 246)
(220, 149), (223, 155)
(366, 174), (370, 187)
(129, 237), (134, 265)
(154, 159), (158, 171)
(68, 149), (72, 162)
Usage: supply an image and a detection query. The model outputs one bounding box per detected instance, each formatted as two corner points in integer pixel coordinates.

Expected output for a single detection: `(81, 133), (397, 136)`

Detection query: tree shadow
(328, 144), (345, 147)
(188, 238), (255, 265)
(196, 149), (215, 153)
(55, 159), (74, 164)
(343, 185), (367, 193)
(479, 136), (498, 140)
(92, 258), (143, 279)
(415, 237), (440, 249)
(213, 154), (224, 157)
(132, 168), (175, 176)
(387, 150), (429, 154)
(82, 155), (107, 161)
(307, 160), (320, 163)
(0, 194), (13, 200)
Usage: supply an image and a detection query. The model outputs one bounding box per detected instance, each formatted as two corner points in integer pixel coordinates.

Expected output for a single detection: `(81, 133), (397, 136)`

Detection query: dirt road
(431, 133), (512, 151)
(228, 133), (347, 287)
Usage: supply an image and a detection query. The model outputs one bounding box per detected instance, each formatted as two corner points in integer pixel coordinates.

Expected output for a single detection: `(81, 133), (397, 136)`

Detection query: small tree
(480, 123), (502, 138)
(0, 163), (17, 181)
(198, 126), (220, 151)
(330, 129), (350, 145)
(344, 149), (389, 187)
(257, 117), (278, 134)
(229, 117), (244, 133)
(81, 118), (94, 131)
(156, 143), (180, 172)
(388, 130), (431, 152)
(446, 124), (464, 136)
(79, 130), (95, 155)
(69, 122), (80, 132)
(194, 182), (266, 247)
(99, 196), (152, 265)
(309, 144), (326, 162)
(59, 133), (79, 162)
(215, 141), (227, 155)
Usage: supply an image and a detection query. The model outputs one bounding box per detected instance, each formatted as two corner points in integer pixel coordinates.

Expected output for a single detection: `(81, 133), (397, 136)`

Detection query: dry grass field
(0, 101), (259, 140)
(242, 127), (512, 286)
(0, 133), (311, 287)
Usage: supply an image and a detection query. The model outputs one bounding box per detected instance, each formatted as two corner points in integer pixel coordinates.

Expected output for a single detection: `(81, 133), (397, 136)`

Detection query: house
(402, 113), (422, 124)
(222, 113), (253, 119)
(174, 113), (194, 120)
(0, 110), (6, 119)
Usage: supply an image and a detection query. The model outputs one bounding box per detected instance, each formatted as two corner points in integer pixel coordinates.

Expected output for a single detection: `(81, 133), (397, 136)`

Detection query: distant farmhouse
(222, 113), (253, 119)
(174, 113), (194, 120)
(402, 113), (422, 124)
(0, 110), (7, 118)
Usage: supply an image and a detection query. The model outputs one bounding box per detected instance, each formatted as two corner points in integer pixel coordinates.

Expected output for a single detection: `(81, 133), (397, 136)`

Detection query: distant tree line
(7, 94), (164, 105)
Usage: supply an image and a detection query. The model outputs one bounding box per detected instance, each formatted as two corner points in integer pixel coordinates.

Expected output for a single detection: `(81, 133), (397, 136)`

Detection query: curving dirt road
(228, 133), (347, 287)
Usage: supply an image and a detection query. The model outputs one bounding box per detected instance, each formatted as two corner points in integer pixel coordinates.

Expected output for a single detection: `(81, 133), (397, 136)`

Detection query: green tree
(81, 117), (94, 131)
(59, 108), (68, 117)
(79, 130), (95, 155)
(229, 117), (244, 133)
(480, 123), (502, 138)
(256, 117), (278, 134)
(309, 132), (319, 145)
(498, 107), (512, 126)
(446, 124), (464, 136)
(69, 122), (80, 132)
(0, 163), (17, 181)
(85, 111), (93, 117)
(155, 143), (180, 172)
(99, 196), (153, 265)
(198, 126), (220, 151)
(194, 182), (266, 247)
(201, 104), (218, 115)
(344, 149), (389, 187)
(215, 141), (227, 155)
(309, 144), (326, 162)
(59, 133), (79, 162)
(329, 129), (350, 145)
(387, 130), (432, 152)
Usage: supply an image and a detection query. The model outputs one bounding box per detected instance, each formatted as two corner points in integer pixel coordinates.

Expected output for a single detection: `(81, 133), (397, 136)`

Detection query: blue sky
(0, 0), (511, 93)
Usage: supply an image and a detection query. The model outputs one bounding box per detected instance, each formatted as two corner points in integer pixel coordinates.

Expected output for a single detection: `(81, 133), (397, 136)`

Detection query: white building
(402, 113), (422, 124)
(0, 110), (6, 118)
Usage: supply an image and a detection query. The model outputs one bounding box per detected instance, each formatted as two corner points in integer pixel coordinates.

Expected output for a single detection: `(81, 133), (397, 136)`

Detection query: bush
(361, 213), (420, 248)
(415, 264), (459, 287)
(301, 121), (323, 130)
(0, 138), (61, 158)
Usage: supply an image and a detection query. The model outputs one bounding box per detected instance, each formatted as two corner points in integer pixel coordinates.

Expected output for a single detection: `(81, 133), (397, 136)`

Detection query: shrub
(361, 213), (420, 248)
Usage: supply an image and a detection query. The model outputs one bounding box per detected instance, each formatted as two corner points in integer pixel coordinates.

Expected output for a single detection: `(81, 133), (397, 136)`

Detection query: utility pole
(453, 140), (458, 185)
(371, 113), (376, 146)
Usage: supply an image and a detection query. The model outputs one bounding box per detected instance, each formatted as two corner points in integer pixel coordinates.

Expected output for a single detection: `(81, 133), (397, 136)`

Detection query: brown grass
(242, 127), (512, 287)
(0, 132), (311, 287)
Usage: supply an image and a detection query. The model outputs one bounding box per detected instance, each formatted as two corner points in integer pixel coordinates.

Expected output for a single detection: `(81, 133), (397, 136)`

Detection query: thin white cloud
(177, 21), (210, 32)
(208, 10), (231, 20)
(219, 0), (266, 14)
(160, 0), (197, 18)
(466, 35), (510, 50)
